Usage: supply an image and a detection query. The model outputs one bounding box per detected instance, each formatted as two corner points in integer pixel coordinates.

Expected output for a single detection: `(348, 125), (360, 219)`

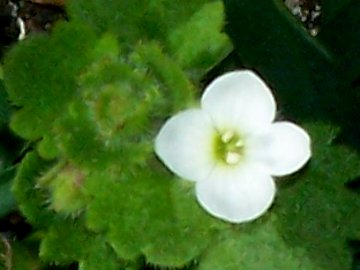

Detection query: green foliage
(1, 229), (44, 270)
(0, 174), (16, 218)
(4, 22), (97, 140)
(133, 42), (196, 111)
(0, 131), (22, 218)
(197, 216), (318, 270)
(68, 0), (231, 79)
(224, 0), (329, 118)
(37, 135), (60, 160)
(3, 1), (233, 267)
(224, 0), (360, 130)
(224, 0), (360, 269)
(84, 168), (221, 267)
(0, 80), (24, 218)
(68, 0), (219, 44)
(12, 153), (125, 269)
(46, 165), (87, 215)
(167, 1), (232, 77)
(48, 30), (210, 172)
(2, 0), (360, 269)
(276, 123), (360, 270)
(0, 81), (11, 129)
(187, 123), (360, 270)
(40, 218), (123, 270)
(12, 152), (55, 227)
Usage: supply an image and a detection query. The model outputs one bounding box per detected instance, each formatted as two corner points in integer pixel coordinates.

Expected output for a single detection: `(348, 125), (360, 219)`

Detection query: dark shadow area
(223, 1), (360, 269)
(0, 0), (66, 59)
(0, 212), (32, 240)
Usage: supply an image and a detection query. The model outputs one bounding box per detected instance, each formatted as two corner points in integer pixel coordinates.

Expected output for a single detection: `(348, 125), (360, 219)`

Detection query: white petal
(155, 109), (216, 182)
(195, 165), (276, 223)
(201, 71), (276, 134)
(247, 122), (311, 177)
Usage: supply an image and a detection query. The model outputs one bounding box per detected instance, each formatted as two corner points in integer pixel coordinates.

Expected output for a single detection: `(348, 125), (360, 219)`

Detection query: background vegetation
(1, 0), (360, 269)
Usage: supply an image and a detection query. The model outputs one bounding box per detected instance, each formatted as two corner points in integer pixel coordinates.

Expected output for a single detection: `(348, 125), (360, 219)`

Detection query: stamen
(235, 140), (244, 147)
(225, 152), (241, 165)
(214, 130), (245, 165)
(221, 130), (235, 143)
(17, 18), (26, 40)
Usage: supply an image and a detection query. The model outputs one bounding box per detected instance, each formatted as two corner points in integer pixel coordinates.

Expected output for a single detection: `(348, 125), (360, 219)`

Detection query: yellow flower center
(214, 130), (245, 165)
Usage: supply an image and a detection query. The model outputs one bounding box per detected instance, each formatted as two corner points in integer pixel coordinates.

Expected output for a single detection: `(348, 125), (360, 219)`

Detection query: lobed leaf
(84, 166), (221, 267)
(12, 152), (54, 227)
(225, 0), (360, 268)
(40, 217), (123, 269)
(11, 239), (45, 270)
(68, 0), (217, 45)
(276, 123), (360, 270)
(197, 216), (318, 270)
(4, 22), (97, 140)
(0, 176), (16, 218)
(166, 1), (232, 79)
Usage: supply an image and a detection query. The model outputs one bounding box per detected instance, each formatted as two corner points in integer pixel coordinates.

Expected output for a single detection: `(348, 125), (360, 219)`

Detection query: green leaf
(46, 164), (88, 215)
(0, 118), (26, 218)
(12, 152), (54, 227)
(54, 98), (113, 170)
(224, 0), (334, 119)
(225, 1), (360, 268)
(1, 236), (44, 270)
(68, 0), (217, 45)
(53, 37), (197, 170)
(40, 218), (123, 269)
(224, 0), (360, 132)
(192, 122), (360, 270)
(197, 216), (318, 270)
(276, 123), (360, 270)
(166, 1), (232, 78)
(68, 0), (232, 84)
(37, 135), (60, 160)
(133, 42), (196, 111)
(0, 174), (16, 218)
(84, 167), (220, 267)
(0, 81), (11, 128)
(0, 128), (25, 174)
(3, 22), (97, 140)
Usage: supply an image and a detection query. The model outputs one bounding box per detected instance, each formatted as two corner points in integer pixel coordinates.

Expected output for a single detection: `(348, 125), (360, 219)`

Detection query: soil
(0, 0), (66, 57)
(285, 0), (321, 35)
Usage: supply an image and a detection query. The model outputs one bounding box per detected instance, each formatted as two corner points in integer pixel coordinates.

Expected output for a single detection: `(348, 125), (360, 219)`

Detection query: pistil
(215, 130), (245, 165)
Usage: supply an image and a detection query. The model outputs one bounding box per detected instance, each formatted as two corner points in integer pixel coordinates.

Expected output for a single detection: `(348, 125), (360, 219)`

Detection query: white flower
(155, 71), (311, 223)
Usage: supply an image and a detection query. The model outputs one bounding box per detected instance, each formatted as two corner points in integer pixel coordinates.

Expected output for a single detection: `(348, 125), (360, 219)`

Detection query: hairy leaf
(12, 152), (54, 227)
(197, 216), (318, 270)
(40, 218), (123, 269)
(4, 22), (96, 140)
(276, 123), (360, 270)
(84, 167), (221, 267)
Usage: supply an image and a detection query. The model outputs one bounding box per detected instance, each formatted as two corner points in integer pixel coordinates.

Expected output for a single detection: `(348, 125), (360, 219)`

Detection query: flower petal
(201, 71), (276, 134)
(247, 122), (311, 177)
(155, 109), (216, 182)
(195, 165), (276, 223)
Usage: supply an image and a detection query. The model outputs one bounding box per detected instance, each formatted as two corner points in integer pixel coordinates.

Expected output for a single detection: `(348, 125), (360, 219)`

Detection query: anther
(221, 130), (235, 143)
(225, 152), (241, 165)
(235, 140), (244, 147)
